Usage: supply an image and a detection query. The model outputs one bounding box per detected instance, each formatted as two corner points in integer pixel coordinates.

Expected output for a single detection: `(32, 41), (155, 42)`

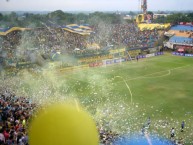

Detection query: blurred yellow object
(136, 14), (145, 23)
(29, 103), (99, 145)
(138, 23), (171, 31)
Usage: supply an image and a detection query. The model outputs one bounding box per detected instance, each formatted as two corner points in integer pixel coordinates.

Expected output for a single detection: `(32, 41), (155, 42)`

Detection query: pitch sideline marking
(142, 70), (171, 79)
(114, 76), (133, 104)
(112, 65), (190, 104)
(116, 65), (191, 83)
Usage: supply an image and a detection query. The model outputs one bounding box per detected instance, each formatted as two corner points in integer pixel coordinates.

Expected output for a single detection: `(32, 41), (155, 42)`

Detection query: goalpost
(102, 59), (107, 68)
(127, 51), (133, 62)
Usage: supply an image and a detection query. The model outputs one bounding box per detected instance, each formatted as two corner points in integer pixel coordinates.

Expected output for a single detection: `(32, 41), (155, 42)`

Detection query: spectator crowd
(0, 88), (187, 145)
(0, 88), (121, 145)
(0, 89), (36, 145)
(0, 23), (161, 69)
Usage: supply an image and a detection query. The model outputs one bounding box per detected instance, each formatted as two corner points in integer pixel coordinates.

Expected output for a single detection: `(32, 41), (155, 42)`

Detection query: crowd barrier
(172, 52), (193, 57)
(88, 52), (164, 68)
(78, 50), (163, 64)
(89, 62), (103, 67)
(78, 54), (113, 63)
(138, 52), (164, 58)
(102, 58), (126, 67)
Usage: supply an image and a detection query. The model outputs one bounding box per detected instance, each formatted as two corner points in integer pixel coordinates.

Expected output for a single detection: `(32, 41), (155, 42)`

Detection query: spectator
(0, 129), (5, 144)
(147, 116), (151, 128)
(181, 121), (185, 132)
(170, 127), (175, 139)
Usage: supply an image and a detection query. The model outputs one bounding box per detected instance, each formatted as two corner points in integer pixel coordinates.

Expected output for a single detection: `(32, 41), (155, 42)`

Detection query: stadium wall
(172, 52), (193, 57)
(88, 52), (164, 68)
(59, 64), (89, 72)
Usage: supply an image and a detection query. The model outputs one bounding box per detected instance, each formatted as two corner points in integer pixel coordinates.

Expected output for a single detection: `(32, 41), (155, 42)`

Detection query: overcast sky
(0, 0), (193, 11)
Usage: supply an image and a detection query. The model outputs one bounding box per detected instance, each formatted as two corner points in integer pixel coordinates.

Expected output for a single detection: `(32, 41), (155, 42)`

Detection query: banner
(185, 54), (193, 57)
(102, 58), (126, 66)
(146, 52), (163, 58)
(172, 52), (193, 57)
(114, 58), (127, 63)
(106, 59), (114, 65)
(179, 22), (193, 25)
(172, 52), (185, 56)
(146, 53), (155, 58)
(138, 55), (146, 59)
(155, 52), (164, 56)
(89, 62), (103, 67)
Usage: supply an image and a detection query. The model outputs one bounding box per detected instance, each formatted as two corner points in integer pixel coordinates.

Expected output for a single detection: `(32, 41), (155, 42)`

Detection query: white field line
(145, 133), (153, 145)
(86, 55), (187, 75)
(112, 65), (190, 105)
(56, 64), (191, 106)
(113, 70), (170, 104)
(142, 70), (171, 78)
(59, 64), (192, 92)
(62, 65), (191, 86)
(114, 76), (133, 104)
(59, 55), (184, 76)
(116, 65), (191, 83)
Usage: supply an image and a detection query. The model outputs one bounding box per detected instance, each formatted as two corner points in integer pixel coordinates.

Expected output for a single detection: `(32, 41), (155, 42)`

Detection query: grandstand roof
(62, 24), (92, 35)
(0, 24), (93, 36)
(166, 30), (193, 38)
(137, 23), (170, 31)
(0, 27), (31, 36)
(169, 36), (193, 44)
(170, 25), (193, 31)
(166, 25), (193, 38)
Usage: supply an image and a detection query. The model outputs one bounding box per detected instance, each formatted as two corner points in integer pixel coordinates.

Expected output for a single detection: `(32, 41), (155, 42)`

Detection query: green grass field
(2, 53), (193, 144)
(58, 53), (193, 144)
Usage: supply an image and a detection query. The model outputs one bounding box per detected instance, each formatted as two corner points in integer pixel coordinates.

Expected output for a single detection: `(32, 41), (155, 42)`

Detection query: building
(164, 24), (193, 51)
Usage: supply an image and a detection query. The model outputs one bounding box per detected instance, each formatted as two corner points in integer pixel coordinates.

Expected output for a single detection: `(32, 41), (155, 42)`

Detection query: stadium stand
(0, 23), (165, 71)
(62, 24), (92, 35)
(0, 24), (93, 36)
(166, 30), (192, 38)
(164, 24), (193, 49)
(0, 27), (30, 36)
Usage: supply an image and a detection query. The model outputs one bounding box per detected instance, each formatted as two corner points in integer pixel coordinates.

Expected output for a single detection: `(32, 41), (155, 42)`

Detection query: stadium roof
(170, 25), (193, 31)
(62, 24), (92, 35)
(169, 36), (193, 44)
(137, 23), (171, 31)
(0, 27), (30, 36)
(0, 24), (93, 36)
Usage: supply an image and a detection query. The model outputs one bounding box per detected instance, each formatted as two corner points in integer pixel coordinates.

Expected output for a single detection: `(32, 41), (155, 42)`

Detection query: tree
(88, 12), (122, 24)
(128, 11), (135, 16)
(154, 16), (166, 23)
(166, 13), (191, 24)
(187, 13), (193, 21)
(47, 10), (76, 25)
(75, 13), (89, 24)
(0, 13), (3, 21)
(147, 11), (154, 22)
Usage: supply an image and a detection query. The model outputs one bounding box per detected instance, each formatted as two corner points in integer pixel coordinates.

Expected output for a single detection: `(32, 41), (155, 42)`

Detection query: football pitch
(58, 53), (193, 143)
(3, 53), (193, 144)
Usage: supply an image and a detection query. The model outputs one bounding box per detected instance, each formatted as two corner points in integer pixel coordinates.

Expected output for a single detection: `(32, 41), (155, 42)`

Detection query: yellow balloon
(29, 103), (99, 145)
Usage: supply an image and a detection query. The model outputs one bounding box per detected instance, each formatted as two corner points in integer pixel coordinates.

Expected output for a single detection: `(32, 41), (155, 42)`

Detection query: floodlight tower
(141, 0), (147, 21)
(136, 0), (148, 23)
